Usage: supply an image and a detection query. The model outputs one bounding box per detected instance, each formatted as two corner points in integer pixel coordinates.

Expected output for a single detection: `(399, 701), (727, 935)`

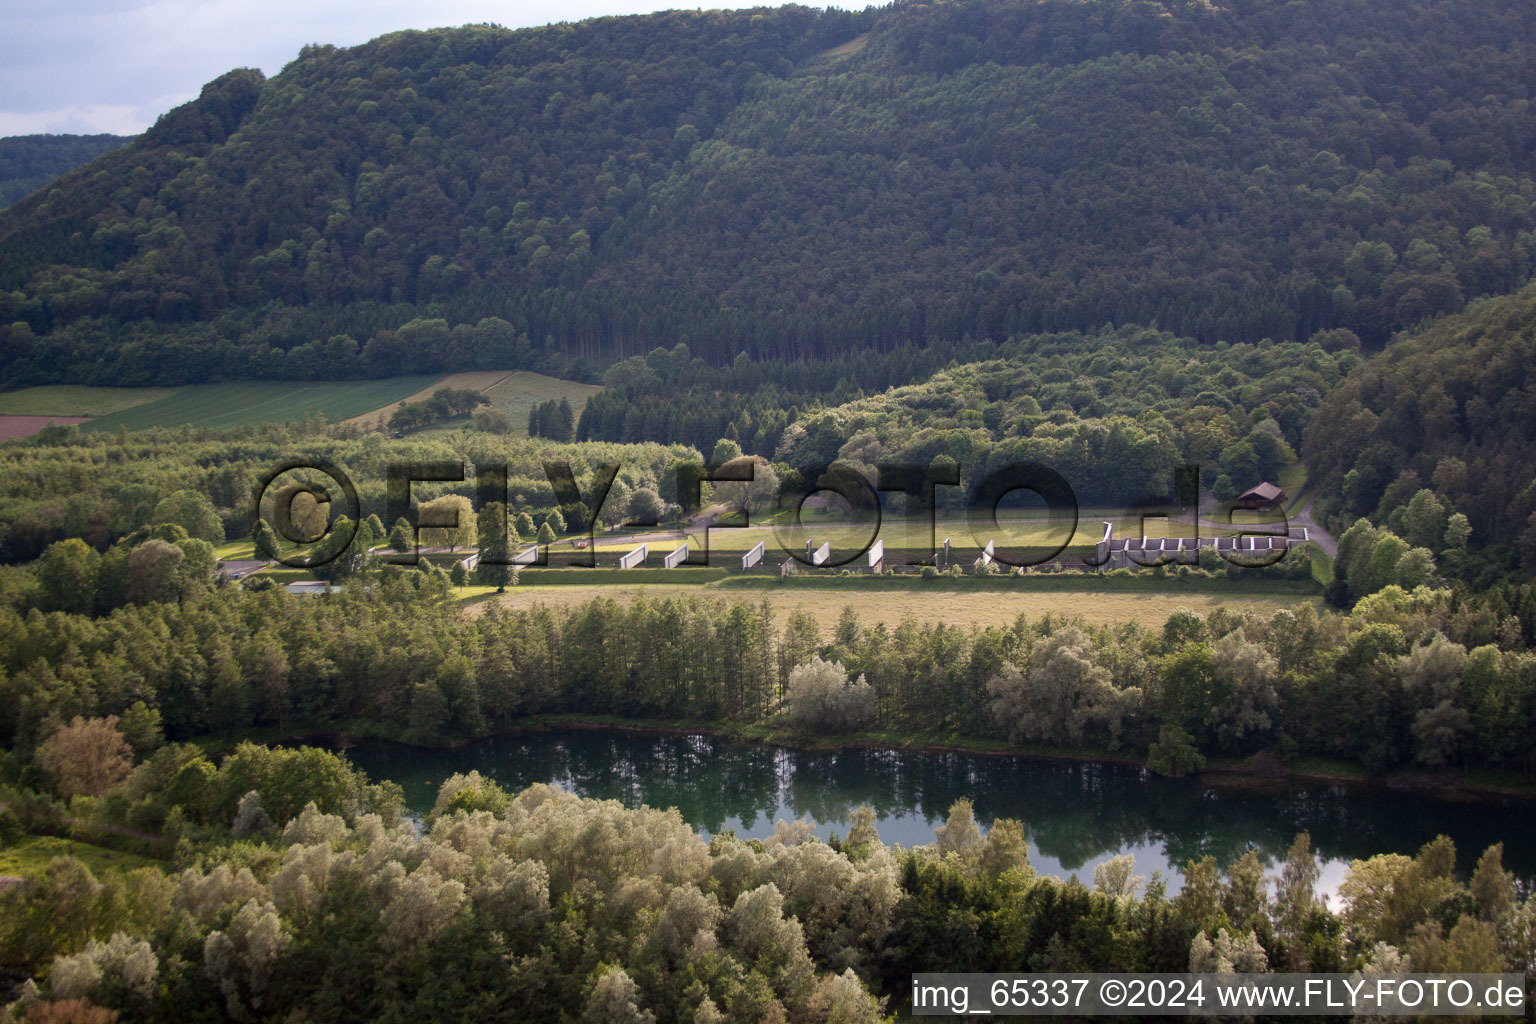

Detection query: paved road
(583, 504), (739, 549)
(1186, 488), (1336, 558)
(1290, 493), (1337, 557)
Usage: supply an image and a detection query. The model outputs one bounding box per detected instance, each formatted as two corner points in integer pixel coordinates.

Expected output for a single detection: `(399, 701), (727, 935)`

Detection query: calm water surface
(343, 728), (1536, 895)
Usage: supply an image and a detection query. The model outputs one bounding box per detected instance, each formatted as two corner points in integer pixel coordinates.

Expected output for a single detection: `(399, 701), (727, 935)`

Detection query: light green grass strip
(84, 377), (441, 431)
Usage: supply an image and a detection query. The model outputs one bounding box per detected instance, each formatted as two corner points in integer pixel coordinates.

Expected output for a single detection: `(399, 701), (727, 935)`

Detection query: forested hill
(0, 133), (130, 210)
(758, 326), (1352, 505)
(1303, 281), (1536, 583)
(3, 0), (1536, 386)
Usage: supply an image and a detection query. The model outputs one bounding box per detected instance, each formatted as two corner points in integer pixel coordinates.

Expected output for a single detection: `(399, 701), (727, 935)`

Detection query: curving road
(1192, 490), (1336, 558)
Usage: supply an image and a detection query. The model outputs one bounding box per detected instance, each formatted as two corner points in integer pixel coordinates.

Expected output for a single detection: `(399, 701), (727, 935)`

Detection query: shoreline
(255, 714), (1536, 803)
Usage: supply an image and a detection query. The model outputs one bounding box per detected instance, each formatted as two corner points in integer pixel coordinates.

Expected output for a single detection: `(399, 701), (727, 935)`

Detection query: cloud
(0, 106), (149, 137)
(0, 0), (819, 137)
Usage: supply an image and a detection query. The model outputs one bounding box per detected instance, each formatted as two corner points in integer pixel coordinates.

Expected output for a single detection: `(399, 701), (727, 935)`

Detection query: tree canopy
(1304, 281), (1536, 584)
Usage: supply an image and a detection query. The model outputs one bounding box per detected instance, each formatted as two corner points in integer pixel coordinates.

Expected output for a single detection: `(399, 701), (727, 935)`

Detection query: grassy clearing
(1279, 462), (1308, 501)
(0, 384), (179, 417)
(481, 371), (603, 436)
(505, 567), (730, 586)
(475, 581), (1319, 632)
(0, 835), (163, 878)
(339, 370), (599, 434)
(1310, 548), (1336, 587)
(817, 33), (870, 59)
(215, 539), (260, 560)
(719, 573), (1318, 593)
(83, 378), (441, 431)
(216, 536), (309, 563)
(1223, 509), (1293, 529)
(339, 371), (504, 428)
(262, 568), (317, 583)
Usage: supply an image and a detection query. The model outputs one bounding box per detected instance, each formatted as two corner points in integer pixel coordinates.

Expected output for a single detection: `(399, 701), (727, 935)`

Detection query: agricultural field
(0, 384), (182, 439)
(0, 384), (178, 417)
(2, 379), (454, 434)
(80, 378), (444, 431)
(0, 415), (90, 441)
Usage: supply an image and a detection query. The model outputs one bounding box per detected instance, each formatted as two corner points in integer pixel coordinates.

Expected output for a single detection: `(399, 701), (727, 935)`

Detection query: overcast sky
(0, 0), (803, 137)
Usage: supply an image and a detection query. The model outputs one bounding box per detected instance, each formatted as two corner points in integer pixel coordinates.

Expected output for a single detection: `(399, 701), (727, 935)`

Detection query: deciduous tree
(38, 716), (133, 798)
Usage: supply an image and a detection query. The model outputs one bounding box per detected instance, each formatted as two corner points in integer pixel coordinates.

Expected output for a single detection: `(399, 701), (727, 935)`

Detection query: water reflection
(342, 728), (1536, 888)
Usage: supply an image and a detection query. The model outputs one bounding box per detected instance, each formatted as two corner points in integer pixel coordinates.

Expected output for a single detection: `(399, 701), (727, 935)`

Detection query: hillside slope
(1304, 281), (1536, 580)
(0, 133), (130, 210)
(2, 0), (1535, 384)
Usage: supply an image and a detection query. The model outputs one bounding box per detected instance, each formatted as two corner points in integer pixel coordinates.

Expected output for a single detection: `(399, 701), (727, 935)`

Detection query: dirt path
(476, 372), (515, 393)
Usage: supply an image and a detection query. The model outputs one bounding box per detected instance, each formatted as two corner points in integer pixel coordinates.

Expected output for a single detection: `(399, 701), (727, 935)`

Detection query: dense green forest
(0, 135), (130, 211)
(3, 0), (1536, 383)
(762, 325), (1353, 504)
(1304, 281), (1536, 585)
(575, 339), (1017, 456)
(8, 0), (1536, 1017)
(2, 571), (1534, 788)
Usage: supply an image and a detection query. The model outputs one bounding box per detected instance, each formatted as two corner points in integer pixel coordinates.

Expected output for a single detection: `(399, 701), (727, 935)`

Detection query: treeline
(385, 386), (487, 433)
(1, 769), (891, 1023)
(1305, 281), (1536, 587)
(0, 134), (129, 210)
(0, 8), (869, 384)
(4, 0), (1536, 382)
(579, 324), (1353, 491)
(526, 397), (574, 441)
(576, 339), (1011, 457)
(0, 420), (695, 563)
(3, 579), (1535, 790)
